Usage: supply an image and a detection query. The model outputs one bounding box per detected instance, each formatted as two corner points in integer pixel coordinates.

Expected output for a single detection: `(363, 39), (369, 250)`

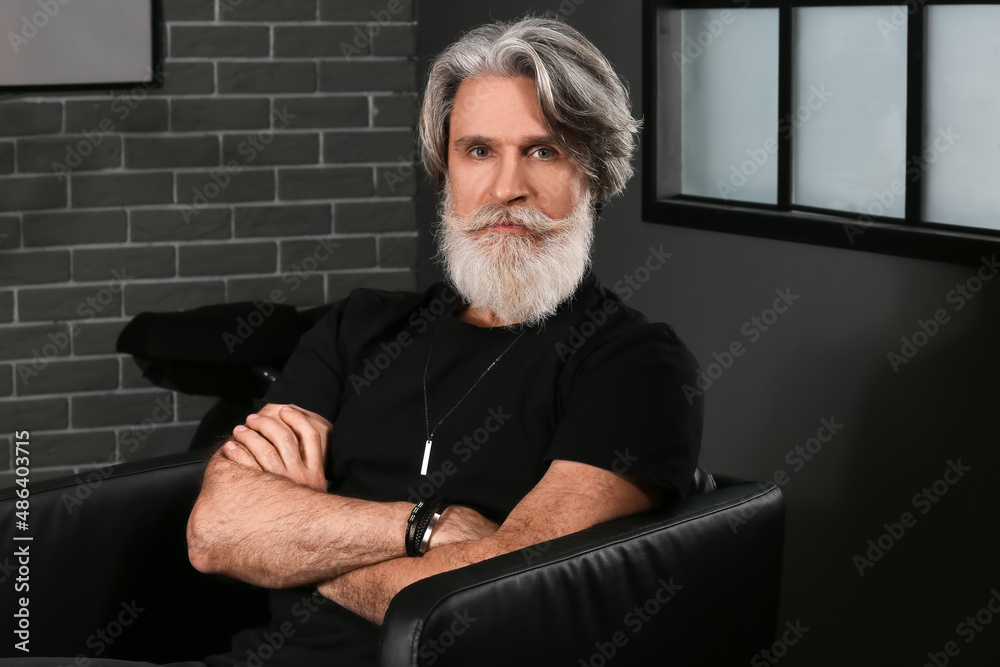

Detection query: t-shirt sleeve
(544, 323), (703, 500)
(261, 301), (348, 425)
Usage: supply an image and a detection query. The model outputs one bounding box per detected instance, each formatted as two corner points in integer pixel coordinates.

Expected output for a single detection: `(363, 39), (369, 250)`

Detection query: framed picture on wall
(0, 0), (154, 88)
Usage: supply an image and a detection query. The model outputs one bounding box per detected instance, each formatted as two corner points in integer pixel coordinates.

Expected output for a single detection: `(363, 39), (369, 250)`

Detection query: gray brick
(320, 0), (412, 21)
(171, 26), (270, 58)
(177, 170), (275, 205)
(274, 26), (364, 58)
(0, 102), (62, 136)
(19, 287), (122, 322)
(327, 270), (415, 300)
(123, 281), (225, 315)
(17, 136), (122, 174)
(72, 320), (128, 356)
(320, 61), (417, 93)
(377, 164), (417, 196)
(0, 325), (73, 360)
(281, 237), (375, 271)
(0, 365), (10, 397)
(0, 176), (66, 212)
(179, 242), (276, 276)
(172, 98), (272, 132)
(0, 217), (20, 249)
(0, 142), (13, 174)
(277, 97), (368, 129)
(227, 275), (325, 307)
(219, 0), (317, 21)
(235, 204), (330, 237)
(219, 62), (316, 95)
(72, 390), (173, 428)
(336, 201), (414, 233)
(222, 133), (319, 166)
(118, 423), (199, 461)
(74, 246), (176, 282)
(23, 211), (127, 247)
(0, 397), (68, 432)
(0, 251), (70, 286)
(122, 356), (158, 389)
(131, 208), (232, 242)
(15, 358), (119, 396)
(373, 95), (417, 127)
(154, 62), (215, 95)
(163, 0), (214, 21)
(66, 99), (169, 133)
(32, 430), (117, 467)
(379, 236), (417, 268)
(323, 130), (414, 163)
(0, 291), (12, 323)
(278, 167), (372, 200)
(372, 25), (417, 57)
(71, 172), (173, 208)
(125, 136), (219, 169)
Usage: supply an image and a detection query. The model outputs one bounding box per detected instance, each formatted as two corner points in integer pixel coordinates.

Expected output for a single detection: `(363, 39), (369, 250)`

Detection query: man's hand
(428, 505), (500, 549)
(222, 404), (329, 492)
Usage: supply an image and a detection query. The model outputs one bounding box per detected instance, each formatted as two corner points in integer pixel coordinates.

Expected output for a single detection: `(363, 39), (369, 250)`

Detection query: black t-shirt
(205, 272), (702, 667)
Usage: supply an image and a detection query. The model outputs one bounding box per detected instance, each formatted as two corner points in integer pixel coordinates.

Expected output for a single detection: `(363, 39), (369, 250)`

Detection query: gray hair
(418, 17), (641, 205)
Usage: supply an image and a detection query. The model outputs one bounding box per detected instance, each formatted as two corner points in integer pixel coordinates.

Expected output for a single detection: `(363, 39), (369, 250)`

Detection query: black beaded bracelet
(405, 497), (449, 557)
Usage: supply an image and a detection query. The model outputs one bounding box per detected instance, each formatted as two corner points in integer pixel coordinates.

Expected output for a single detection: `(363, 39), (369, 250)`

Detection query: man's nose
(489, 155), (529, 205)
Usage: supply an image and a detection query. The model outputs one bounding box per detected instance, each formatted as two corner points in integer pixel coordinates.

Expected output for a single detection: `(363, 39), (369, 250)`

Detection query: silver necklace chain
(419, 321), (525, 474)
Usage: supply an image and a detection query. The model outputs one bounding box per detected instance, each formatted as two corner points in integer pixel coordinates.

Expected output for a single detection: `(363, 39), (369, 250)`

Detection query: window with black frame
(643, 0), (1000, 264)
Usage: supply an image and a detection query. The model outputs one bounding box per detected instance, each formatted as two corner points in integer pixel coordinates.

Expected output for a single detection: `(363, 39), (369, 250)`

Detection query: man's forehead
(448, 76), (551, 142)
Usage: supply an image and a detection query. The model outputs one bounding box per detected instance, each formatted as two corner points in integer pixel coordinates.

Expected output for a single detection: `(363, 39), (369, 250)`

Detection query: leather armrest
(0, 450), (269, 661)
(379, 481), (785, 667)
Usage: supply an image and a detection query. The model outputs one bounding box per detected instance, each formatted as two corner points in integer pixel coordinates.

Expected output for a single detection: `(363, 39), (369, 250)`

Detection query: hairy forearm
(317, 535), (507, 625)
(317, 462), (660, 624)
(187, 453), (410, 588)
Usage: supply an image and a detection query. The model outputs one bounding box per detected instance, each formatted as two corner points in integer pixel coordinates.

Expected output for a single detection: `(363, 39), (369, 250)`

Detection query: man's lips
(488, 219), (528, 231)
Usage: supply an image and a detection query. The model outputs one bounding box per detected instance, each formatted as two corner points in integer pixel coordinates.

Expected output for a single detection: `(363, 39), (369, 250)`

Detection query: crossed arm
(187, 403), (660, 624)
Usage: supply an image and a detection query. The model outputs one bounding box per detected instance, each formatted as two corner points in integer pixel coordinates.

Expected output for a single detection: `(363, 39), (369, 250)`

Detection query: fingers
(230, 420), (291, 474)
(277, 406), (326, 473)
(220, 440), (263, 471)
(237, 413), (302, 472)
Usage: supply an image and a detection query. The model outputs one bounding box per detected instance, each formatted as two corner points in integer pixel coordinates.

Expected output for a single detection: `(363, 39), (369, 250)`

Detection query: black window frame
(642, 0), (1000, 266)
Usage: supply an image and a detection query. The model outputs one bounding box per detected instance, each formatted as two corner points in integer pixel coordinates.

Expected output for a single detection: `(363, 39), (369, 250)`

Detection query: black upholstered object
(0, 457), (783, 665)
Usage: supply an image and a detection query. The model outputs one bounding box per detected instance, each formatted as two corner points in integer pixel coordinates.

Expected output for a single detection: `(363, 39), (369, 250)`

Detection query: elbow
(186, 506), (217, 574)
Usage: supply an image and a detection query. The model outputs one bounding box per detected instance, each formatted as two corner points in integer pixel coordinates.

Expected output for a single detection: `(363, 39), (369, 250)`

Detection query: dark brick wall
(0, 0), (418, 484)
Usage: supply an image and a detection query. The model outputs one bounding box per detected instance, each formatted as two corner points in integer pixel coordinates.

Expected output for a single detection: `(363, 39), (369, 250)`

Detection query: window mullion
(905, 3), (926, 225)
(777, 4), (793, 211)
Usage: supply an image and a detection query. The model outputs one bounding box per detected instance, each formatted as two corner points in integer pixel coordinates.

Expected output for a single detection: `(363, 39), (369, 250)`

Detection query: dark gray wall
(417, 2), (1000, 664)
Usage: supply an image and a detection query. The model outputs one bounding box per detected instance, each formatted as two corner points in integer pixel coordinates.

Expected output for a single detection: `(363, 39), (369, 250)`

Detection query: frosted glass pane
(793, 7), (907, 218)
(925, 6), (1000, 231)
(680, 9), (779, 204)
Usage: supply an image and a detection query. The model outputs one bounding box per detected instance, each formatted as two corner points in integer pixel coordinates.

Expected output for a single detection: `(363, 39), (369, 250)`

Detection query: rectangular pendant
(420, 439), (433, 476)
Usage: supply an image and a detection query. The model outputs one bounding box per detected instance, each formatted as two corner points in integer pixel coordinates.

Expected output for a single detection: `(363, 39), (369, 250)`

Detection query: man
(2, 15), (701, 667)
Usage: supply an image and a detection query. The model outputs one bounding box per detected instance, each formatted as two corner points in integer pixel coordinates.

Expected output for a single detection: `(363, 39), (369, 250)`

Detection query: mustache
(448, 203), (577, 234)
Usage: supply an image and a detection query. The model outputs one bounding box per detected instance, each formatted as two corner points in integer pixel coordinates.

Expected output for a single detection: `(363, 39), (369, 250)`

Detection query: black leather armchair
(0, 453), (784, 665)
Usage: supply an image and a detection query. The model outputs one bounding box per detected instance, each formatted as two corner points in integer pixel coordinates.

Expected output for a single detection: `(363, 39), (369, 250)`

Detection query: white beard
(436, 186), (595, 327)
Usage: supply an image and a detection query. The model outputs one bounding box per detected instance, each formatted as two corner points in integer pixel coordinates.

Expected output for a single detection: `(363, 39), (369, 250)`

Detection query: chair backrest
(690, 465), (717, 494)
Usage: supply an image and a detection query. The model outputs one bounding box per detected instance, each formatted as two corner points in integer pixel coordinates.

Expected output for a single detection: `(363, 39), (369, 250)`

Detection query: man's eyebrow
(452, 135), (492, 150)
(451, 135), (562, 150)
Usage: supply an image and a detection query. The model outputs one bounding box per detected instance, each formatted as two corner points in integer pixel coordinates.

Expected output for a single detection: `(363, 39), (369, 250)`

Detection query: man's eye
(533, 148), (554, 159)
(471, 147), (490, 158)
